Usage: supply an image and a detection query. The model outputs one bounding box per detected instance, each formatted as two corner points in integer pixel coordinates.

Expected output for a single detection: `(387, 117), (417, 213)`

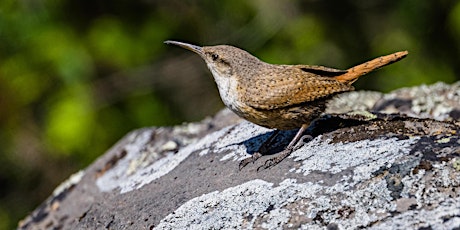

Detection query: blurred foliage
(1, 0), (460, 229)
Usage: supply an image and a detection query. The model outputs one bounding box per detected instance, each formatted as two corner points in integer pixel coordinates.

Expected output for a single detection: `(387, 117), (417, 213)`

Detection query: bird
(165, 40), (408, 170)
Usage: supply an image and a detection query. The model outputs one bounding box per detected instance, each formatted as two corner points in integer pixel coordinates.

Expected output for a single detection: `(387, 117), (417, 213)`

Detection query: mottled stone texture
(20, 82), (460, 229)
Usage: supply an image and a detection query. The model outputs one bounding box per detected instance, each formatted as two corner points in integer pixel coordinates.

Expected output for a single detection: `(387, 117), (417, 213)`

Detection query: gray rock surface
(20, 82), (460, 229)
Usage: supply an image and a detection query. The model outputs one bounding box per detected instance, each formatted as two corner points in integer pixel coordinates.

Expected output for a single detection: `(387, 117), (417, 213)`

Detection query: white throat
(207, 65), (241, 111)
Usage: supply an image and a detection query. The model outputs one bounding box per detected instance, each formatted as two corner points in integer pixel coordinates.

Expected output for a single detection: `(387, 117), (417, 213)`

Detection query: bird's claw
(238, 152), (262, 170)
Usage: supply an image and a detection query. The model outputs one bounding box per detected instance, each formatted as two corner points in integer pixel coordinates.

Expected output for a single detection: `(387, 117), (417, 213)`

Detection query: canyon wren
(164, 40), (408, 170)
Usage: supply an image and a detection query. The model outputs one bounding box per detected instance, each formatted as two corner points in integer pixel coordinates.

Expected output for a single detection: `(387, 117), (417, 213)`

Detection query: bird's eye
(211, 54), (219, 61)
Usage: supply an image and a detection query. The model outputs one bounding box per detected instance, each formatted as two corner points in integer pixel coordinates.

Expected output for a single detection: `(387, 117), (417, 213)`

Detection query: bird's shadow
(235, 113), (374, 156)
(240, 130), (298, 156)
(228, 111), (382, 157)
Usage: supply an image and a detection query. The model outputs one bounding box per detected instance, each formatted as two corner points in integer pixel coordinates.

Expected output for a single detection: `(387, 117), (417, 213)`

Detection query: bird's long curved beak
(164, 40), (203, 56)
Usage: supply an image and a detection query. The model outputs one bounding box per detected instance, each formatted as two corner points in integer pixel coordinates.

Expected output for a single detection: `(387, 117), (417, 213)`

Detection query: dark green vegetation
(1, 0), (459, 229)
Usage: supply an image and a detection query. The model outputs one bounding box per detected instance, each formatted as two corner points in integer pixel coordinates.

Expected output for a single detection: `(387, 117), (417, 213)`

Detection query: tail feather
(334, 51), (408, 84)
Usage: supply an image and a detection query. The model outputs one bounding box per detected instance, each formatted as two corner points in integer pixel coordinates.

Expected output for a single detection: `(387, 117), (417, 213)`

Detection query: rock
(19, 82), (460, 229)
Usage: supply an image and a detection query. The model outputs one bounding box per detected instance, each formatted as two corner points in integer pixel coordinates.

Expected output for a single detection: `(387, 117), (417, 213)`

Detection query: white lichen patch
(290, 137), (418, 182)
(155, 179), (324, 229)
(326, 91), (383, 114)
(260, 208), (291, 229)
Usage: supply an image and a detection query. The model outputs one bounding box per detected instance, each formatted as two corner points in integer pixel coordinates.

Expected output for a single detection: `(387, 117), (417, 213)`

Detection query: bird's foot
(257, 148), (292, 171)
(257, 134), (313, 171)
(238, 152), (262, 170)
(239, 130), (280, 170)
(239, 125), (312, 171)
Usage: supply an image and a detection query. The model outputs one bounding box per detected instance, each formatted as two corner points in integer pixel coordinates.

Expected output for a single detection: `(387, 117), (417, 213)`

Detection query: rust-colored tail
(334, 51), (408, 84)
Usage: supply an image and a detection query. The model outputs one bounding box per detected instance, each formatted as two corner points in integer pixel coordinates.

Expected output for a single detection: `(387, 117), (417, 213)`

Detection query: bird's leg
(258, 124), (311, 171)
(239, 130), (280, 170)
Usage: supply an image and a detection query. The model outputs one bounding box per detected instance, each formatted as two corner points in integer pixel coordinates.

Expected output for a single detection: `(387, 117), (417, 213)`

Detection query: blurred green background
(1, 0), (460, 228)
